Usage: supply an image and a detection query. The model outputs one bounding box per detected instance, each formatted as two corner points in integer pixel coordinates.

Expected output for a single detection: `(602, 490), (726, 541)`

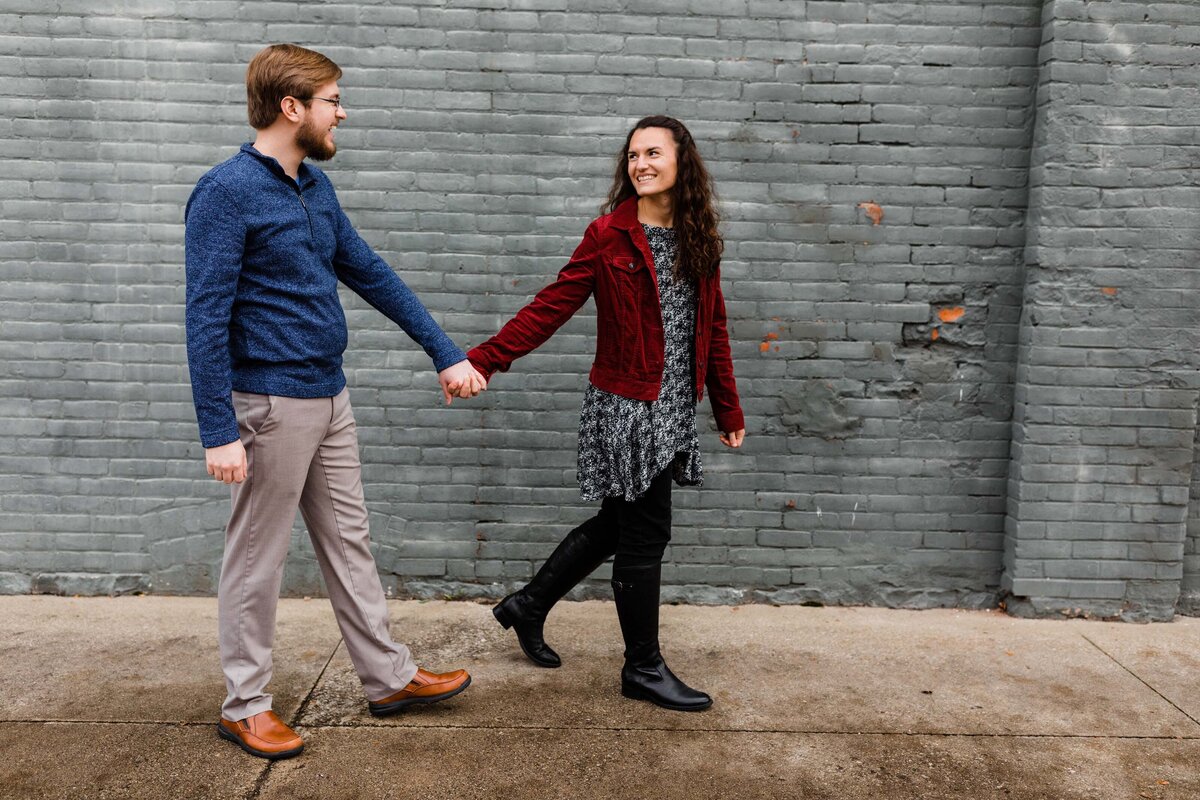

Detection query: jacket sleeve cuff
(466, 347), (497, 382)
(714, 408), (745, 435)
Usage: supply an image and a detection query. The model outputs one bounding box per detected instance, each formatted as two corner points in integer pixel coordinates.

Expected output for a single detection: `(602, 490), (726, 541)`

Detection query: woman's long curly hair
(604, 116), (723, 281)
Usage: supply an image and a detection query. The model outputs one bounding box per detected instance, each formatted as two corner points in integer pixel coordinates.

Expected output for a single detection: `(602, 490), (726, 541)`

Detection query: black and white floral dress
(577, 224), (702, 502)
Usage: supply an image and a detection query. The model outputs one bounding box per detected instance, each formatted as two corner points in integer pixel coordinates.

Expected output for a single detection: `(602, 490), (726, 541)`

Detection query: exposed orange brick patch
(759, 341), (770, 352)
(766, 332), (779, 340)
(931, 328), (940, 341)
(1101, 287), (1118, 296)
(858, 201), (884, 225)
(938, 307), (965, 323)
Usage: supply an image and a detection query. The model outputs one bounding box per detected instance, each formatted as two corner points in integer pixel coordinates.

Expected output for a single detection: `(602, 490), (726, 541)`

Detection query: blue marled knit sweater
(185, 144), (465, 448)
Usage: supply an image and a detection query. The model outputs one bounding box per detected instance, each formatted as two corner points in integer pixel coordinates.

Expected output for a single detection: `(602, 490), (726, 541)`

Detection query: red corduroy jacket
(468, 197), (745, 434)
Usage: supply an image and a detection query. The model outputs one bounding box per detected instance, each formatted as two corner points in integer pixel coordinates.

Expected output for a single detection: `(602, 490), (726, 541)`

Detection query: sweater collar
(240, 143), (318, 189)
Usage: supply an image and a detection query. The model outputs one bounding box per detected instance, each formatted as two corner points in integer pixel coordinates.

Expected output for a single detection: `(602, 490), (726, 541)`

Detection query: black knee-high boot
(493, 516), (614, 667)
(611, 561), (712, 712)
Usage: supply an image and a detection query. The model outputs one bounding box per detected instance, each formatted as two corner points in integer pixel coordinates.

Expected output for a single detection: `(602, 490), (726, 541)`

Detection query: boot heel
(493, 592), (562, 668)
(492, 602), (513, 630)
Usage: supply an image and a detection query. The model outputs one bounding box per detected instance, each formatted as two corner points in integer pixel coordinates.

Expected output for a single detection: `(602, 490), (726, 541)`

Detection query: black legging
(602, 466), (673, 571)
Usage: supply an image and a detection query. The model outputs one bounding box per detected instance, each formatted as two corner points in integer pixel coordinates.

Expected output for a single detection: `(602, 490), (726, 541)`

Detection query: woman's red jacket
(467, 197), (744, 434)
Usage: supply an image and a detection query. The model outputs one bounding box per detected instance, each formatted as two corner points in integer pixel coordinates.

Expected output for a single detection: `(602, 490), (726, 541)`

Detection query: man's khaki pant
(219, 388), (418, 721)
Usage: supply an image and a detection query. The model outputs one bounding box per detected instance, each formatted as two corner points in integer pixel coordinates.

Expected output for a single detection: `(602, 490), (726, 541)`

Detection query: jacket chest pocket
(608, 255), (639, 273)
(603, 255), (644, 308)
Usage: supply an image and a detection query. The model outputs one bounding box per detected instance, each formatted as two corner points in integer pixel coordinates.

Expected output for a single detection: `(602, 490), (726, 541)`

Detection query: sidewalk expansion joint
(246, 636), (344, 800)
(224, 721), (1200, 740)
(2, 719), (1197, 741)
(1081, 633), (1200, 730)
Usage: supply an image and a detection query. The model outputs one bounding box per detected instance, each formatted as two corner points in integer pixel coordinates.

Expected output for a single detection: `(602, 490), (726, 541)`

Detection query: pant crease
(315, 417), (410, 694)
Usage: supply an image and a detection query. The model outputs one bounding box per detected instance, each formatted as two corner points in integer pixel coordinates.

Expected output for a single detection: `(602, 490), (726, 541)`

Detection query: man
(185, 43), (485, 760)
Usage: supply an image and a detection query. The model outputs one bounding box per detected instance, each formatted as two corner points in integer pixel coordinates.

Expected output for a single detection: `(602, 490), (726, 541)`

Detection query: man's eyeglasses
(310, 96), (343, 110)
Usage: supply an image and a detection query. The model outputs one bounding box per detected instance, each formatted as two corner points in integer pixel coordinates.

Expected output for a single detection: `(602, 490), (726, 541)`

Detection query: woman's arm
(468, 222), (601, 381)
(704, 265), (746, 443)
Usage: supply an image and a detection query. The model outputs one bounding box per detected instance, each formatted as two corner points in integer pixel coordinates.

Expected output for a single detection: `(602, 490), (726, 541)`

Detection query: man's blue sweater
(185, 144), (465, 448)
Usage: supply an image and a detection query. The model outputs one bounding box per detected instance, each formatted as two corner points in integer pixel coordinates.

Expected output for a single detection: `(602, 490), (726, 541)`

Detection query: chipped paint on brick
(858, 201), (884, 225)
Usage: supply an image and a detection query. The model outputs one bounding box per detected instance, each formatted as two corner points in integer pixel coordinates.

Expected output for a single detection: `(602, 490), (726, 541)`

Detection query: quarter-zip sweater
(185, 144), (465, 448)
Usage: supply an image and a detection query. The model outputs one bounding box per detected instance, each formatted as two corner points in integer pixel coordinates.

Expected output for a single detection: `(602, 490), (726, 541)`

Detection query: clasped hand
(438, 360), (487, 405)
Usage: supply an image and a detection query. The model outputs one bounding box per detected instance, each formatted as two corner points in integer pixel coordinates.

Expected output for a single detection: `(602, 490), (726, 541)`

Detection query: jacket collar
(610, 196), (641, 231)
(608, 195), (713, 290)
(240, 143), (318, 189)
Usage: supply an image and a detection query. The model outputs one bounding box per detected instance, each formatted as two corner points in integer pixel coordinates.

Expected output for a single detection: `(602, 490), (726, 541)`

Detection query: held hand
(439, 361), (487, 405)
(450, 366), (487, 400)
(464, 365), (487, 397)
(206, 439), (247, 484)
(718, 429), (745, 449)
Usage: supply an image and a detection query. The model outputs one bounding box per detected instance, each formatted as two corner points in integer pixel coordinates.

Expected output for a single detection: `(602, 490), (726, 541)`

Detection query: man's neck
(252, 128), (305, 181)
(636, 194), (674, 228)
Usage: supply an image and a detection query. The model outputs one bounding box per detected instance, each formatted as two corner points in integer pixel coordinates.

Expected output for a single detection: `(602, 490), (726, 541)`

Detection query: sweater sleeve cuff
(431, 345), (468, 373)
(200, 425), (241, 449)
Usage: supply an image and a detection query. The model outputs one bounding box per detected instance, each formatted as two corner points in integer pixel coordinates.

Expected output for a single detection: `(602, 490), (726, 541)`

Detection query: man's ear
(279, 96), (303, 123)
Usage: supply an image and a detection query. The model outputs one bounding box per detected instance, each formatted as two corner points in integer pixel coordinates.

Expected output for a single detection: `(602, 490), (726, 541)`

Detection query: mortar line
(3, 718), (1198, 740)
(1081, 633), (1200, 729)
(245, 637), (344, 800)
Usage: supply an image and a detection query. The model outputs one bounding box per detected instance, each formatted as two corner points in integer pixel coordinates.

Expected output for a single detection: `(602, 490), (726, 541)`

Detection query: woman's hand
(719, 429), (745, 448)
(439, 361), (487, 404)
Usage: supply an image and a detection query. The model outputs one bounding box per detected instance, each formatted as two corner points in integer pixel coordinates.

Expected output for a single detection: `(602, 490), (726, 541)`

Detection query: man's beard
(296, 117), (336, 161)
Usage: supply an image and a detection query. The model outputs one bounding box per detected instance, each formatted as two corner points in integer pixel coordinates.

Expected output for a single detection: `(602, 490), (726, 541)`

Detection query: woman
(468, 116), (745, 712)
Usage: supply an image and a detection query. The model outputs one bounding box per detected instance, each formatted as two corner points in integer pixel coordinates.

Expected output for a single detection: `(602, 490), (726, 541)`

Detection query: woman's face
(626, 127), (678, 199)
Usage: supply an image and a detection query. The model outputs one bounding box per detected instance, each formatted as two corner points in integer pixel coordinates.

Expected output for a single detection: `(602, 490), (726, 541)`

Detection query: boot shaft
(522, 515), (616, 612)
(611, 561), (713, 712)
(611, 562), (662, 665)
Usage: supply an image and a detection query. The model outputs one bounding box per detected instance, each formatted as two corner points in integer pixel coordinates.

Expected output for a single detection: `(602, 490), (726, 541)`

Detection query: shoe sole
(621, 685), (713, 712)
(368, 675), (473, 718)
(492, 604), (561, 669)
(216, 723), (304, 760)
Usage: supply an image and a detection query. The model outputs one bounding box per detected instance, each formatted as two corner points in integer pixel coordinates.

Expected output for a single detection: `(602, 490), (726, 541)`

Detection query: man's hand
(438, 360), (487, 404)
(718, 429), (745, 449)
(206, 439), (248, 484)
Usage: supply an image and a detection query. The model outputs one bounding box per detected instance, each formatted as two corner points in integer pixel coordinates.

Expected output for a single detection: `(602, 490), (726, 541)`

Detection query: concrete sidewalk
(0, 596), (1196, 800)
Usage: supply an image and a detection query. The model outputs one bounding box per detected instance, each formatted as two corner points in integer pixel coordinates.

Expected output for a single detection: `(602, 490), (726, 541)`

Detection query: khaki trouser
(218, 388), (417, 721)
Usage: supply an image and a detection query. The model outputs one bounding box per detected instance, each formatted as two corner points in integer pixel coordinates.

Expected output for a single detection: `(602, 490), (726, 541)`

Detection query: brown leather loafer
(217, 710), (304, 760)
(368, 667), (472, 717)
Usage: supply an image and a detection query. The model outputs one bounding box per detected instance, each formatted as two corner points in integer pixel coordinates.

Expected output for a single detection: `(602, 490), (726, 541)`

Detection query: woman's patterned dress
(576, 223), (701, 502)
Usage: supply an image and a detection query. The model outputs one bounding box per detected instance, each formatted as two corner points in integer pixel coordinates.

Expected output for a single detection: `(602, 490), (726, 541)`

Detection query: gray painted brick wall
(1004, 0), (1200, 622)
(1, 1), (1198, 620)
